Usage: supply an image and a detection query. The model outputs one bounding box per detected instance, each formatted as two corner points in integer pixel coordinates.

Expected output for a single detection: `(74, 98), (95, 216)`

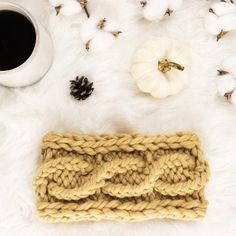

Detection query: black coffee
(0, 10), (36, 71)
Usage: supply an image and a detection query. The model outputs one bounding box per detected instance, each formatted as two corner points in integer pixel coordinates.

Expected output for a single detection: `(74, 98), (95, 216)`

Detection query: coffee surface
(0, 10), (36, 71)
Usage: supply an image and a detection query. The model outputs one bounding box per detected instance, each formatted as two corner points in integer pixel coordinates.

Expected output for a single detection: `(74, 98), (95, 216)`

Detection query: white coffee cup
(0, 2), (53, 87)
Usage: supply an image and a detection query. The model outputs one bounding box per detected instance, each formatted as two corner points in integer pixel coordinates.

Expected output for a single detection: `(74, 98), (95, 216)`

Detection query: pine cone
(70, 76), (94, 101)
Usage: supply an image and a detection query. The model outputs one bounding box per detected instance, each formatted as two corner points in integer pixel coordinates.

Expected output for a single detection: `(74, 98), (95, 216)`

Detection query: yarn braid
(33, 132), (209, 222)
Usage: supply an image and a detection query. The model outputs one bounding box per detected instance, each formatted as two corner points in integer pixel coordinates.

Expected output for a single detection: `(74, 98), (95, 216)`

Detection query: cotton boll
(141, 0), (183, 21)
(143, 0), (168, 21)
(103, 20), (120, 33)
(217, 74), (236, 97)
(81, 16), (121, 53)
(89, 32), (116, 53)
(49, 0), (65, 7)
(230, 90), (236, 105)
(205, 2), (236, 40)
(60, 1), (82, 16)
(80, 16), (99, 42)
(205, 14), (221, 35)
(222, 57), (236, 76)
(168, 0), (183, 10)
(219, 14), (236, 31)
(211, 2), (236, 16)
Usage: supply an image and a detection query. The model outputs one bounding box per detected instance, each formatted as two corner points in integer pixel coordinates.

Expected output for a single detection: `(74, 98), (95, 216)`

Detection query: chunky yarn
(33, 132), (209, 222)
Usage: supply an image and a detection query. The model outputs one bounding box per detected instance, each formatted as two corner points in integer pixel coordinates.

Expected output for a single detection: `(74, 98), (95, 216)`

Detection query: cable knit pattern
(33, 132), (210, 222)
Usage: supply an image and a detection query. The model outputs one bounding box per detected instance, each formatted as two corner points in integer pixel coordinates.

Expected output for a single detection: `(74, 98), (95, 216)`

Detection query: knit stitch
(33, 132), (210, 222)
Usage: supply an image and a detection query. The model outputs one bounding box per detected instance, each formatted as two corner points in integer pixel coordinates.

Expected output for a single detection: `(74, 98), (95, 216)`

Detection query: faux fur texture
(0, 0), (236, 235)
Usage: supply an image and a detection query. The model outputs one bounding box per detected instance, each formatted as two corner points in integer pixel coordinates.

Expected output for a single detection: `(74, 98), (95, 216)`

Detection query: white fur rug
(0, 0), (236, 235)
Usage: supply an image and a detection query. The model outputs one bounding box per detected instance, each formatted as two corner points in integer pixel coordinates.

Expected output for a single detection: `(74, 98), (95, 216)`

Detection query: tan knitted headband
(33, 132), (209, 222)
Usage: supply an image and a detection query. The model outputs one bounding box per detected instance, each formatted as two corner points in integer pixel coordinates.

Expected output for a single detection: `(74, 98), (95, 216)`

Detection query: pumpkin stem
(158, 59), (185, 73)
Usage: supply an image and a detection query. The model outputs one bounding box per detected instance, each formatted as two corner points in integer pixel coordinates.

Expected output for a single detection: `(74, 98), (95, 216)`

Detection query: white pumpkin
(131, 37), (191, 98)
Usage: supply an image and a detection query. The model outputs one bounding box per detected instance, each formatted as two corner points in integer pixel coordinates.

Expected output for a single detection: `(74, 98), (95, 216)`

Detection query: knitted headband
(33, 132), (209, 222)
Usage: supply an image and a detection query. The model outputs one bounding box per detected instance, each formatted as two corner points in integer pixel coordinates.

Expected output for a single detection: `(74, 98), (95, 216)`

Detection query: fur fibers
(0, 0), (236, 235)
